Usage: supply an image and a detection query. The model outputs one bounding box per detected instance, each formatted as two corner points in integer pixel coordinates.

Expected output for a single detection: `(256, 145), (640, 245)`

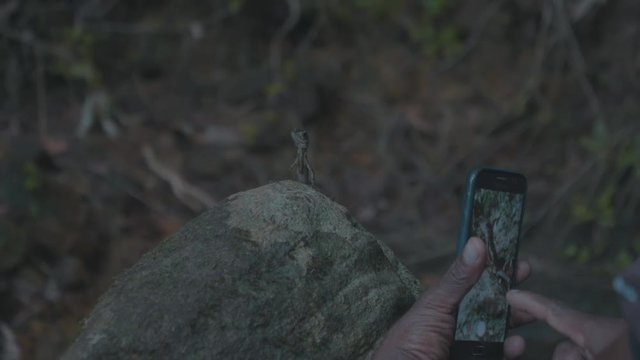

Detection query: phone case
(456, 168), (481, 254)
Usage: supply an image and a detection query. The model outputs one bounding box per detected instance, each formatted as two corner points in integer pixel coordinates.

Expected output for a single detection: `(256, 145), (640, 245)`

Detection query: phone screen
(454, 188), (525, 341)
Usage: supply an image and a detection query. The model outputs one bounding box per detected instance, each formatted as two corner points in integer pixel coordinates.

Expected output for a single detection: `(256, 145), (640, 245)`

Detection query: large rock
(64, 180), (422, 359)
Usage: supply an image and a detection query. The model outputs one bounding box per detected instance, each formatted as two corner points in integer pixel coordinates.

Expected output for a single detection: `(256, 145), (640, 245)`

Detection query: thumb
(418, 237), (487, 313)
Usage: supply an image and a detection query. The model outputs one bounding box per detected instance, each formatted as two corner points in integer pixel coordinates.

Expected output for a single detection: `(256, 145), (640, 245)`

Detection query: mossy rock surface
(64, 180), (421, 359)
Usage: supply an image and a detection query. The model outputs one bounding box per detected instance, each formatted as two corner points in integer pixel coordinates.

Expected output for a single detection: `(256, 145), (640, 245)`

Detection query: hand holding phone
(451, 168), (527, 360)
(373, 168), (529, 360)
(374, 239), (531, 359)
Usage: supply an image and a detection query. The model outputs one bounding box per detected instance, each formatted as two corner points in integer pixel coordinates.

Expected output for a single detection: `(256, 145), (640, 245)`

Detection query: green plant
(227, 0), (245, 14)
(51, 27), (101, 87)
(410, 0), (463, 57)
(0, 221), (27, 272)
(354, 0), (405, 18)
(325, 0), (462, 58)
(562, 122), (640, 273)
(579, 121), (610, 159)
(570, 185), (615, 227)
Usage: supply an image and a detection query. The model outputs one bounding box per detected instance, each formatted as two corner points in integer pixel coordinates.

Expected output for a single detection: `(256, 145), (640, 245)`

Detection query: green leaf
(579, 121), (609, 155)
(423, 0), (447, 16)
(0, 222), (27, 271)
(563, 244), (578, 258)
(265, 82), (285, 98)
(228, 0), (244, 14)
(616, 147), (637, 170)
(355, 0), (404, 18)
(571, 200), (594, 223)
(632, 238), (640, 254)
(616, 250), (633, 269)
(23, 162), (40, 192)
(595, 186), (615, 227)
(577, 247), (591, 264)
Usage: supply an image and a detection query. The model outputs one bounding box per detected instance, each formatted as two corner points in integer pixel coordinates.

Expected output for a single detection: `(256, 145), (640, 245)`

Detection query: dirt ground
(1, 0), (639, 358)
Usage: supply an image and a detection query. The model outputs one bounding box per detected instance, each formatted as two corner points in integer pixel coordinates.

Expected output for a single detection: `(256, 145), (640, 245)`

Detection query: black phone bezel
(450, 168), (527, 360)
(474, 169), (527, 194)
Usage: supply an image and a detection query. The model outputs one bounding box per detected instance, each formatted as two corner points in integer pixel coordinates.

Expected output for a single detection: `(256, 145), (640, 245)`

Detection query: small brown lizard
(290, 129), (315, 186)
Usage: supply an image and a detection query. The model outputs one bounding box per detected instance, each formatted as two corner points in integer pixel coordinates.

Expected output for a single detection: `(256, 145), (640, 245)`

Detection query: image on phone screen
(454, 188), (524, 341)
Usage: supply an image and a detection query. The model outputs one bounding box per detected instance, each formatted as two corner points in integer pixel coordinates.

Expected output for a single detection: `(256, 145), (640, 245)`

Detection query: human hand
(373, 237), (532, 360)
(507, 290), (631, 359)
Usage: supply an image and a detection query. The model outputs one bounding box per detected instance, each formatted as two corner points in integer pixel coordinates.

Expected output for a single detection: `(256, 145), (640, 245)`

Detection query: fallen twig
(0, 28), (74, 61)
(523, 159), (597, 235)
(521, 0), (556, 105)
(437, 0), (504, 73)
(269, 0), (301, 86)
(142, 146), (215, 212)
(553, 0), (604, 122)
(34, 49), (48, 139)
(0, 0), (19, 23)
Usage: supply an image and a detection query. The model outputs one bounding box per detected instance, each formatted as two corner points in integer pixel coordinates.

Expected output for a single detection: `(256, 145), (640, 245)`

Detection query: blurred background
(0, 0), (639, 358)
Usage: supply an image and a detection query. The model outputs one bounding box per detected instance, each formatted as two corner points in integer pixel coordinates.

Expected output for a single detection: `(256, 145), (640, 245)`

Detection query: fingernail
(463, 238), (481, 265)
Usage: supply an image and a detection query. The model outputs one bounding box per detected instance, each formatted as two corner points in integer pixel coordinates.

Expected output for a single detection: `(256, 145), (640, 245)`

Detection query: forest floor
(1, 0), (639, 358)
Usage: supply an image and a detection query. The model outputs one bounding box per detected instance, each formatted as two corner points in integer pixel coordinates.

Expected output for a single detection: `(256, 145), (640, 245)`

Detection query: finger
(509, 306), (536, 328)
(514, 260), (531, 284)
(506, 290), (592, 348)
(552, 340), (585, 360)
(508, 261), (533, 328)
(504, 335), (525, 359)
(417, 237), (486, 313)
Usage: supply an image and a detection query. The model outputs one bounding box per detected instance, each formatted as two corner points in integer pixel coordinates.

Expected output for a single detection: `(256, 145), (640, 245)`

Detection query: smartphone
(450, 168), (527, 360)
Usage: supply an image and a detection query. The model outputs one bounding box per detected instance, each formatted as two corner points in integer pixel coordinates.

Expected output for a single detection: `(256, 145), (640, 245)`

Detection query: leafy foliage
(563, 122), (640, 272)
(51, 27), (101, 86)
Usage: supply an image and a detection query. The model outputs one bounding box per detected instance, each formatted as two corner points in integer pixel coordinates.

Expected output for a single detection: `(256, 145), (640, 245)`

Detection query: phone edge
(456, 168), (481, 255)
